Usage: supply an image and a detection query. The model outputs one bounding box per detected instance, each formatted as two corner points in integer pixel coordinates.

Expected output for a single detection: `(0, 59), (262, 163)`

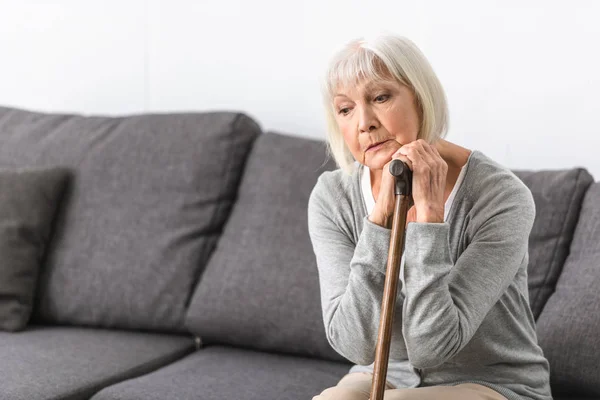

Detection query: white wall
(1, 0), (598, 179)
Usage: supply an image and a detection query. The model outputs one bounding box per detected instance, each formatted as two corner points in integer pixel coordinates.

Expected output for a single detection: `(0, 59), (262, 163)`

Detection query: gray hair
(321, 34), (449, 175)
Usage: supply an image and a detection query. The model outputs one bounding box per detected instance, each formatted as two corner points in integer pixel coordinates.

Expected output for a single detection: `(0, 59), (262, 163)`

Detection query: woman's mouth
(367, 140), (390, 152)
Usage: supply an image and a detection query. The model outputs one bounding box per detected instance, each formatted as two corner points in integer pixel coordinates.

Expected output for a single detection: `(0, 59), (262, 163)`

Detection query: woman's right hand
(369, 148), (415, 228)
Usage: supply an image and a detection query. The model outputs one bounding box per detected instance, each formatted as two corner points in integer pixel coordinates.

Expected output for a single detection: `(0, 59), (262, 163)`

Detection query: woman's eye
(375, 94), (390, 102)
(338, 107), (350, 115)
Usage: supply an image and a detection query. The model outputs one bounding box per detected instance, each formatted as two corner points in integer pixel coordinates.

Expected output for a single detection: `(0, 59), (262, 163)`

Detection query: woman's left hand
(392, 139), (448, 224)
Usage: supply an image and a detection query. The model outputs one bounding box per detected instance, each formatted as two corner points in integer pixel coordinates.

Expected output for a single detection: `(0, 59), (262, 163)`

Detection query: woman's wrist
(368, 210), (393, 229)
(415, 205), (444, 224)
(369, 206), (443, 227)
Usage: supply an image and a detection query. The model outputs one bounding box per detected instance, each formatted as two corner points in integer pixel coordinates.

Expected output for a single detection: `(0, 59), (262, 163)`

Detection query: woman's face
(333, 78), (421, 170)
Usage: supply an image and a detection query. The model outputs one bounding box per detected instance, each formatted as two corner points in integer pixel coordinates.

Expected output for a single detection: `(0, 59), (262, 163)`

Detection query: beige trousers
(312, 372), (509, 400)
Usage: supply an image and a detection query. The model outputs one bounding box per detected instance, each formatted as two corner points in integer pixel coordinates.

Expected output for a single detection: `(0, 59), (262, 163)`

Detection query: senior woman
(307, 34), (552, 400)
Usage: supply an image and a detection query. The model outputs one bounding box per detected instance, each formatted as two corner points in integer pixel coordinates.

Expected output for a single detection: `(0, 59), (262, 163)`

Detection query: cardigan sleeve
(401, 185), (535, 369)
(307, 177), (407, 365)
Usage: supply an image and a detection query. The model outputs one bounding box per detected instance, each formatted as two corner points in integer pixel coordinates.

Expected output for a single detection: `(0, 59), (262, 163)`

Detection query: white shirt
(360, 162), (467, 296)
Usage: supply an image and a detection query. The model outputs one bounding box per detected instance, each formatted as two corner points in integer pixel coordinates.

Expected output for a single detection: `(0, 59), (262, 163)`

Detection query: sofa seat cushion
(90, 344), (351, 400)
(0, 106), (261, 332)
(0, 325), (194, 400)
(513, 168), (594, 319)
(536, 182), (600, 397)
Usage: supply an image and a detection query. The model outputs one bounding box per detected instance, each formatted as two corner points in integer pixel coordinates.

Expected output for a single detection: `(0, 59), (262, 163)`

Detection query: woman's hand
(396, 139), (447, 224)
(370, 139), (447, 228)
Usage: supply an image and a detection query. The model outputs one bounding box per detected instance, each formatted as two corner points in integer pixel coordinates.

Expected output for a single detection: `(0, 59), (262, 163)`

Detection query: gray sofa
(0, 105), (598, 400)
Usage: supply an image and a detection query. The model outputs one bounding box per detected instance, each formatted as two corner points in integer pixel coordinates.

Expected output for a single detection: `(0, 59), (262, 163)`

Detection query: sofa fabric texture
(0, 166), (69, 331)
(0, 325), (195, 400)
(0, 106), (261, 332)
(535, 182), (600, 397)
(184, 131), (345, 362)
(91, 345), (351, 400)
(513, 169), (594, 319)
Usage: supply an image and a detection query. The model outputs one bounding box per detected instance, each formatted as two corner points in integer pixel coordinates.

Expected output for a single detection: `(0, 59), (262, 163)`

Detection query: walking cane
(369, 159), (413, 400)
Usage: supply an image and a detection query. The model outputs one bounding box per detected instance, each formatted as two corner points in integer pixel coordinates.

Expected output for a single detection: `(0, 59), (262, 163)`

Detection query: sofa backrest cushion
(513, 169), (593, 319)
(535, 181), (600, 397)
(184, 131), (346, 362)
(0, 106), (261, 332)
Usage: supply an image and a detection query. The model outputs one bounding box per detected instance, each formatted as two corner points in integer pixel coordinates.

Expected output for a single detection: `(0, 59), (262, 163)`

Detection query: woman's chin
(368, 145), (400, 168)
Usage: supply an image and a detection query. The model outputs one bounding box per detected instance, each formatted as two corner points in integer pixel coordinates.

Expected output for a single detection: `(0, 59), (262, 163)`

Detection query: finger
(391, 150), (413, 170)
(428, 143), (448, 171)
(399, 143), (427, 171)
(413, 140), (446, 176)
(414, 139), (437, 164)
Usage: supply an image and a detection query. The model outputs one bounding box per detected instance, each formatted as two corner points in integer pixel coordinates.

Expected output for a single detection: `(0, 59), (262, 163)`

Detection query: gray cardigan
(307, 150), (552, 400)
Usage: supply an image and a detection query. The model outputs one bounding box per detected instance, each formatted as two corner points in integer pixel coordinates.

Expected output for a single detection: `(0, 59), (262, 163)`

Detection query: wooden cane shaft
(370, 194), (411, 400)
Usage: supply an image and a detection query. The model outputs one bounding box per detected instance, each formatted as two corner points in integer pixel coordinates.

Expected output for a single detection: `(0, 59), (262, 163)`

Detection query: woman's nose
(358, 107), (378, 133)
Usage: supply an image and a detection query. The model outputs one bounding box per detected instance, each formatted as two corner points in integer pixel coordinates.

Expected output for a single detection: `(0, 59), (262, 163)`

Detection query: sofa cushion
(90, 345), (351, 400)
(0, 167), (69, 331)
(0, 106), (261, 332)
(535, 181), (600, 397)
(0, 325), (194, 400)
(184, 131), (344, 361)
(513, 169), (594, 319)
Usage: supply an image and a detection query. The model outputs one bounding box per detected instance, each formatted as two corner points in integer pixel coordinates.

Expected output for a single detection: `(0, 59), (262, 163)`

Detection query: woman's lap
(312, 372), (509, 400)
